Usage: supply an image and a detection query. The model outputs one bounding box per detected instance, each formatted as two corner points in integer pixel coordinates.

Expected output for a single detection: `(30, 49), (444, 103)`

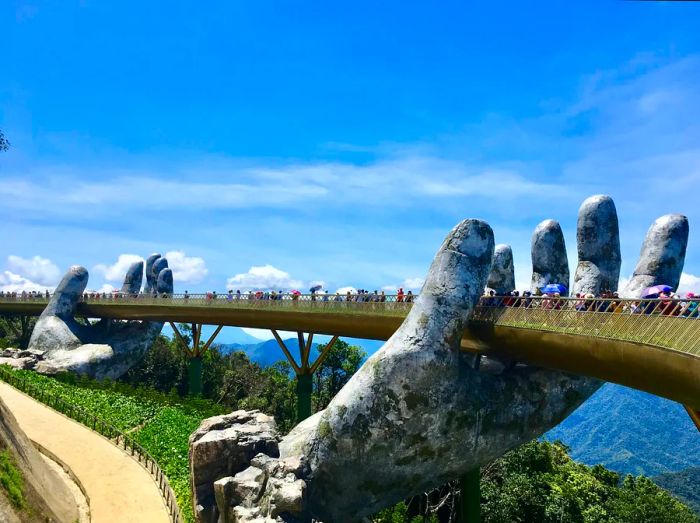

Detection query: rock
(531, 219), (570, 295)
(573, 195), (621, 296)
(230, 466), (266, 505)
(213, 477), (236, 523)
(189, 410), (280, 523)
(0, 357), (36, 370)
(24, 348), (46, 360)
(487, 244), (515, 294)
(268, 477), (305, 518)
(620, 214), (689, 298)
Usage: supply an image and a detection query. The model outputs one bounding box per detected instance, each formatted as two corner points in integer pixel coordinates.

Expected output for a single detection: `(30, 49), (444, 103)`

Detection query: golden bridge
(0, 292), (698, 426)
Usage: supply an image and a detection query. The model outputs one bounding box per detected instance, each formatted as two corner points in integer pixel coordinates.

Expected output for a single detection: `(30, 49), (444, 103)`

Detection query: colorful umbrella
(541, 283), (567, 295)
(290, 290), (301, 295)
(641, 285), (672, 298)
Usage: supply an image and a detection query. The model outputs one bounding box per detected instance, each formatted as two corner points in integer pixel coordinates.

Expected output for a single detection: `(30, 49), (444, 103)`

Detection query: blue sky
(1, 1), (700, 341)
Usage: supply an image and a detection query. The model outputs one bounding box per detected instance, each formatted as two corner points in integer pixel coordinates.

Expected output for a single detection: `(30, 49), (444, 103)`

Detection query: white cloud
(0, 271), (51, 292)
(6, 255), (61, 285)
(95, 251), (207, 285)
(226, 265), (303, 291)
(164, 251), (207, 283)
(336, 286), (357, 294)
(404, 277), (425, 290)
(382, 277), (425, 293)
(94, 254), (144, 282)
(678, 272), (700, 295)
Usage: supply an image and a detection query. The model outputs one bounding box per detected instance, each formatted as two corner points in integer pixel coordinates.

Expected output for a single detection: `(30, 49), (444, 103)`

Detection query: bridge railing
(471, 296), (700, 356)
(0, 292), (699, 354)
(0, 366), (185, 523)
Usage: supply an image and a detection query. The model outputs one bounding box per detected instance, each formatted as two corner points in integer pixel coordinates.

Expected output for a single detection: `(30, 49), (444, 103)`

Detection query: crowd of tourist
(482, 288), (700, 317)
(1, 286), (698, 318)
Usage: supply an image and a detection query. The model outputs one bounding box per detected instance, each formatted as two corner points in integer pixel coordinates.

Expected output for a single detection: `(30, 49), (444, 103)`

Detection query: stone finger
(144, 253), (161, 293)
(43, 266), (89, 319)
(156, 268), (173, 295)
(573, 195), (621, 296)
(487, 244), (515, 295)
(530, 219), (569, 295)
(120, 261), (144, 295)
(620, 214), (689, 298)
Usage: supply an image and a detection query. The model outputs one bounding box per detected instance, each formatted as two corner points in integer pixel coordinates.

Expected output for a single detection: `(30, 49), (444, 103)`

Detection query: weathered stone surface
(230, 466), (265, 505)
(573, 195), (621, 295)
(268, 477), (305, 517)
(620, 214), (689, 298)
(189, 410), (280, 523)
(144, 253), (162, 294)
(487, 244), (515, 294)
(530, 219), (570, 295)
(277, 218), (598, 522)
(213, 476), (236, 523)
(0, 356), (36, 370)
(28, 254), (172, 379)
(120, 261), (144, 295)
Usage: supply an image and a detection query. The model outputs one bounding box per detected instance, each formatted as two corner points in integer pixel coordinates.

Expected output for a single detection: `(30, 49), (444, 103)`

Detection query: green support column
(460, 468), (480, 523)
(296, 373), (313, 422)
(188, 356), (203, 396)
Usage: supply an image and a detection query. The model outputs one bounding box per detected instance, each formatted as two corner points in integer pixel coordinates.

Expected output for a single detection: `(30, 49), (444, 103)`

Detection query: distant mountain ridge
(216, 336), (383, 367)
(546, 384), (700, 477)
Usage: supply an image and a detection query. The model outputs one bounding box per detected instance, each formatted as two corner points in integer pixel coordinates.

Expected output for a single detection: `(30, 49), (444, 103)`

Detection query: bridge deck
(1, 295), (698, 408)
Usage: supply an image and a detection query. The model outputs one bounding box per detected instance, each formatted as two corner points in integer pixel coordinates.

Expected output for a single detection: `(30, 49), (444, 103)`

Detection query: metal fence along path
(0, 366), (184, 523)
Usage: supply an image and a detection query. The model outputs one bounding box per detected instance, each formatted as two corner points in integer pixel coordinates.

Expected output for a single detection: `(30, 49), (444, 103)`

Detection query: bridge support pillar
(459, 468), (480, 523)
(271, 330), (340, 422)
(296, 373), (313, 422)
(188, 356), (203, 396)
(169, 322), (223, 396)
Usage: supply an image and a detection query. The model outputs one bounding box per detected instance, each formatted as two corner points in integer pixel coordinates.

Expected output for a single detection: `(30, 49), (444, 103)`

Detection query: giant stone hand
(190, 195), (690, 523)
(29, 254), (172, 379)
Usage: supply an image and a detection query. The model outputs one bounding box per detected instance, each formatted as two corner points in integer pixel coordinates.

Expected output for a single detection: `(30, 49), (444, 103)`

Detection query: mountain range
(545, 383), (700, 477)
(216, 336), (383, 367)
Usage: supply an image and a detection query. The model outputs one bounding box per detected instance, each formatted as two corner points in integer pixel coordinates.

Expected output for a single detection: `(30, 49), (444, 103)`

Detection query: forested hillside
(546, 384), (700, 476)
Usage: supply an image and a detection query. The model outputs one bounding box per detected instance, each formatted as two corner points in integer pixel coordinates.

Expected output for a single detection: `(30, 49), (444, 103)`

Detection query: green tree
(313, 340), (365, 410)
(0, 315), (36, 349)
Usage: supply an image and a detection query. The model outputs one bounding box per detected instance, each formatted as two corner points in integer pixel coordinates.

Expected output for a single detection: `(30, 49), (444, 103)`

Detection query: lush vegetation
(0, 321), (365, 522)
(0, 316), (696, 522)
(0, 449), (26, 510)
(480, 440), (697, 523)
(654, 468), (700, 515)
(546, 384), (700, 477)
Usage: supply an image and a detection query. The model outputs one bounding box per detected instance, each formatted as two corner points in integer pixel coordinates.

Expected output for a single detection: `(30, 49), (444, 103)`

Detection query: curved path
(0, 382), (170, 523)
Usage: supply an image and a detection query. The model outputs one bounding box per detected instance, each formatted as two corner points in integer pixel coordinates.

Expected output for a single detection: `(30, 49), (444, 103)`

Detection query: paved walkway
(0, 382), (170, 523)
